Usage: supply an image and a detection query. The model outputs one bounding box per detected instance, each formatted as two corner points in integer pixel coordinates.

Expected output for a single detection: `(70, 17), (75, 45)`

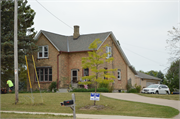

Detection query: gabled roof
(136, 71), (162, 81)
(35, 30), (137, 73)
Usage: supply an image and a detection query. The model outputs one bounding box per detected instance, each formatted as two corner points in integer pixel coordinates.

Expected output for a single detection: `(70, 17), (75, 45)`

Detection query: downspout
(57, 51), (62, 90)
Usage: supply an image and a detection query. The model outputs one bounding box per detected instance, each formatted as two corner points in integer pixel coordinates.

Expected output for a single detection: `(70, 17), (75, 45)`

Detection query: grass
(138, 93), (180, 100)
(1, 92), (179, 118)
(0, 112), (73, 119)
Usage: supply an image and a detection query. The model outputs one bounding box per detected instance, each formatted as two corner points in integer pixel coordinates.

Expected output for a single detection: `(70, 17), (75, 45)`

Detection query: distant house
(28, 25), (136, 92)
(131, 71), (162, 88)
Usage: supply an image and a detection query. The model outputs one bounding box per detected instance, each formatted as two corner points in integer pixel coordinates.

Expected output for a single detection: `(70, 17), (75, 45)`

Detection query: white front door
(71, 69), (78, 83)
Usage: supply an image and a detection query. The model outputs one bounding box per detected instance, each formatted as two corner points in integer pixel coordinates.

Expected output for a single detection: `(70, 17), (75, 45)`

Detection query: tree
(157, 71), (164, 83)
(166, 26), (180, 61)
(163, 60), (179, 92)
(1, 0), (37, 86)
(79, 39), (116, 105)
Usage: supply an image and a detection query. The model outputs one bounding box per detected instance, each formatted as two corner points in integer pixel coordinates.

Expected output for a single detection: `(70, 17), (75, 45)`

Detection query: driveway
(102, 93), (180, 119)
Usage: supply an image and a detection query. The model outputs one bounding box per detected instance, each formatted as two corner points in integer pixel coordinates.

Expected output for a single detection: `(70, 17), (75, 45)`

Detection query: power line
(121, 42), (167, 54)
(35, 0), (73, 29)
(123, 47), (167, 67)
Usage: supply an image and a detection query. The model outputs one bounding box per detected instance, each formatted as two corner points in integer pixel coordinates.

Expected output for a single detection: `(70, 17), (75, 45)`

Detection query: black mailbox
(63, 100), (74, 106)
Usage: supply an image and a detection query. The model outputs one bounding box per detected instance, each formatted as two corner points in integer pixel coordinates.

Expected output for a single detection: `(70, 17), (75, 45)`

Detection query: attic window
(38, 46), (48, 59)
(106, 46), (112, 58)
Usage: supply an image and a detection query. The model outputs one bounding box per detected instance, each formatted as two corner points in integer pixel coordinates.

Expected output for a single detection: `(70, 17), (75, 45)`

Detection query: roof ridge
(41, 30), (68, 37)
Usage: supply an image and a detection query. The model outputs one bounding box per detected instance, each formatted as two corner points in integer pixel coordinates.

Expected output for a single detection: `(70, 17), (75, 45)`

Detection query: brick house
(29, 26), (137, 92)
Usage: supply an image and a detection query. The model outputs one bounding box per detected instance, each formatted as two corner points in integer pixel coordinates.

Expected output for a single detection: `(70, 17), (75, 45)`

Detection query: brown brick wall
(29, 34), (59, 90)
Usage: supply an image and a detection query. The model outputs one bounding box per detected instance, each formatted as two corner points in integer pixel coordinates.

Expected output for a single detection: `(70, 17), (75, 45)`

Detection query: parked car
(141, 84), (170, 94)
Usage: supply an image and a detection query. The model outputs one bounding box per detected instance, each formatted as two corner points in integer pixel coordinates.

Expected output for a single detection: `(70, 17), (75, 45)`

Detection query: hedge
(71, 88), (109, 92)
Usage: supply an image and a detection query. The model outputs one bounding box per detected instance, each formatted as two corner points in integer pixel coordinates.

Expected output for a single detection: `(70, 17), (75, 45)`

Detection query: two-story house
(28, 26), (137, 92)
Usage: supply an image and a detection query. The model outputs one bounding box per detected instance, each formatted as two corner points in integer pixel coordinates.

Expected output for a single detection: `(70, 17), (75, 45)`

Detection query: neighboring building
(132, 71), (162, 88)
(28, 25), (136, 92)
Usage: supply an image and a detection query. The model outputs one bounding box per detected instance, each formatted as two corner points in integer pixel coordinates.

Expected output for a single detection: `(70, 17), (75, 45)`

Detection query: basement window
(38, 46), (48, 59)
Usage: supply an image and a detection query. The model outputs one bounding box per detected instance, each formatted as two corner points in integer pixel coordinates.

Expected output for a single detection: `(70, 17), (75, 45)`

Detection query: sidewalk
(0, 110), (169, 119)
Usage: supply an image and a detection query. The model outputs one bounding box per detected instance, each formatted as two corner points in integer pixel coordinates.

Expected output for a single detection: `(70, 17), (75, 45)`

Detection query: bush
(135, 84), (141, 93)
(99, 82), (109, 88)
(71, 88), (109, 92)
(127, 88), (138, 93)
(49, 81), (57, 91)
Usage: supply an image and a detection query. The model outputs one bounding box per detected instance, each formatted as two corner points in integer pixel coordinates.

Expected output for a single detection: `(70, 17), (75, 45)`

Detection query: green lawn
(138, 93), (180, 100)
(0, 112), (73, 119)
(1, 92), (179, 118)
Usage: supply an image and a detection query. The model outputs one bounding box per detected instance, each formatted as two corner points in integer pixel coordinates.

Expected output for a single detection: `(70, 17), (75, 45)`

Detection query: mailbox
(61, 100), (74, 106)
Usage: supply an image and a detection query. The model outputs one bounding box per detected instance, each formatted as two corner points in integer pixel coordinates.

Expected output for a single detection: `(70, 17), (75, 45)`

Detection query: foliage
(163, 60), (179, 92)
(127, 88), (138, 93)
(71, 88), (109, 92)
(157, 71), (164, 83)
(1, 0), (37, 86)
(166, 26), (180, 60)
(126, 82), (132, 91)
(135, 84), (141, 93)
(98, 82), (109, 88)
(48, 82), (57, 92)
(80, 39), (116, 105)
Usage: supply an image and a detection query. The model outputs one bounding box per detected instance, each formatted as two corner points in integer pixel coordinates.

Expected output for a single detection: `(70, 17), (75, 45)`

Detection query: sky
(28, 0), (180, 74)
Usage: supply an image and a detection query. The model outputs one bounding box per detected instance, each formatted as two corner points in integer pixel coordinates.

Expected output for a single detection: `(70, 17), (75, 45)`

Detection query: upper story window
(106, 46), (112, 58)
(38, 46), (48, 58)
(118, 69), (121, 80)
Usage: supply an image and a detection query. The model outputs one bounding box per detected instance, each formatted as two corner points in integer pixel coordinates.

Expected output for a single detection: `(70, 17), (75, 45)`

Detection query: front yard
(138, 93), (180, 100)
(1, 92), (179, 118)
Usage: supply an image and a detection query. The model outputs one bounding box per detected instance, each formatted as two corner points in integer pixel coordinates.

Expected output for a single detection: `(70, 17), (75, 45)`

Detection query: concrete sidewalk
(102, 93), (180, 119)
(0, 110), (168, 119)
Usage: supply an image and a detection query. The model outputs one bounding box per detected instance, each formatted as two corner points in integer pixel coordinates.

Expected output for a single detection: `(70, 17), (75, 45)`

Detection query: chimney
(73, 25), (80, 39)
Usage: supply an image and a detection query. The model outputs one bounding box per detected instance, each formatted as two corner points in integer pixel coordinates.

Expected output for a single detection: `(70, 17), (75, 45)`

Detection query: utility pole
(14, 0), (19, 104)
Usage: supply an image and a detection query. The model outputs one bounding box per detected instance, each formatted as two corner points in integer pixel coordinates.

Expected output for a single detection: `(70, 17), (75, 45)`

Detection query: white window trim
(118, 69), (121, 80)
(106, 46), (112, 59)
(38, 45), (49, 59)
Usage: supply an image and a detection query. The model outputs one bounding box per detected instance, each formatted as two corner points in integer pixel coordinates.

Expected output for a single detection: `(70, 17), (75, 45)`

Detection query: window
(106, 46), (112, 58)
(104, 68), (108, 79)
(118, 69), (121, 80)
(38, 46), (48, 58)
(83, 68), (89, 76)
(36, 67), (52, 82)
(162, 85), (167, 88)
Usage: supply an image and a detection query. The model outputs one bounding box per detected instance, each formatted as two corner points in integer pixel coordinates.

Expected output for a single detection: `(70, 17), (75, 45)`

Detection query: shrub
(71, 88), (109, 92)
(127, 88), (138, 93)
(49, 81), (57, 91)
(126, 83), (132, 91)
(135, 84), (141, 93)
(99, 82), (109, 88)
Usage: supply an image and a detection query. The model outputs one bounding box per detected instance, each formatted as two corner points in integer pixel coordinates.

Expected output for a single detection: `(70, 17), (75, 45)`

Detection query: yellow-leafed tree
(79, 39), (116, 105)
